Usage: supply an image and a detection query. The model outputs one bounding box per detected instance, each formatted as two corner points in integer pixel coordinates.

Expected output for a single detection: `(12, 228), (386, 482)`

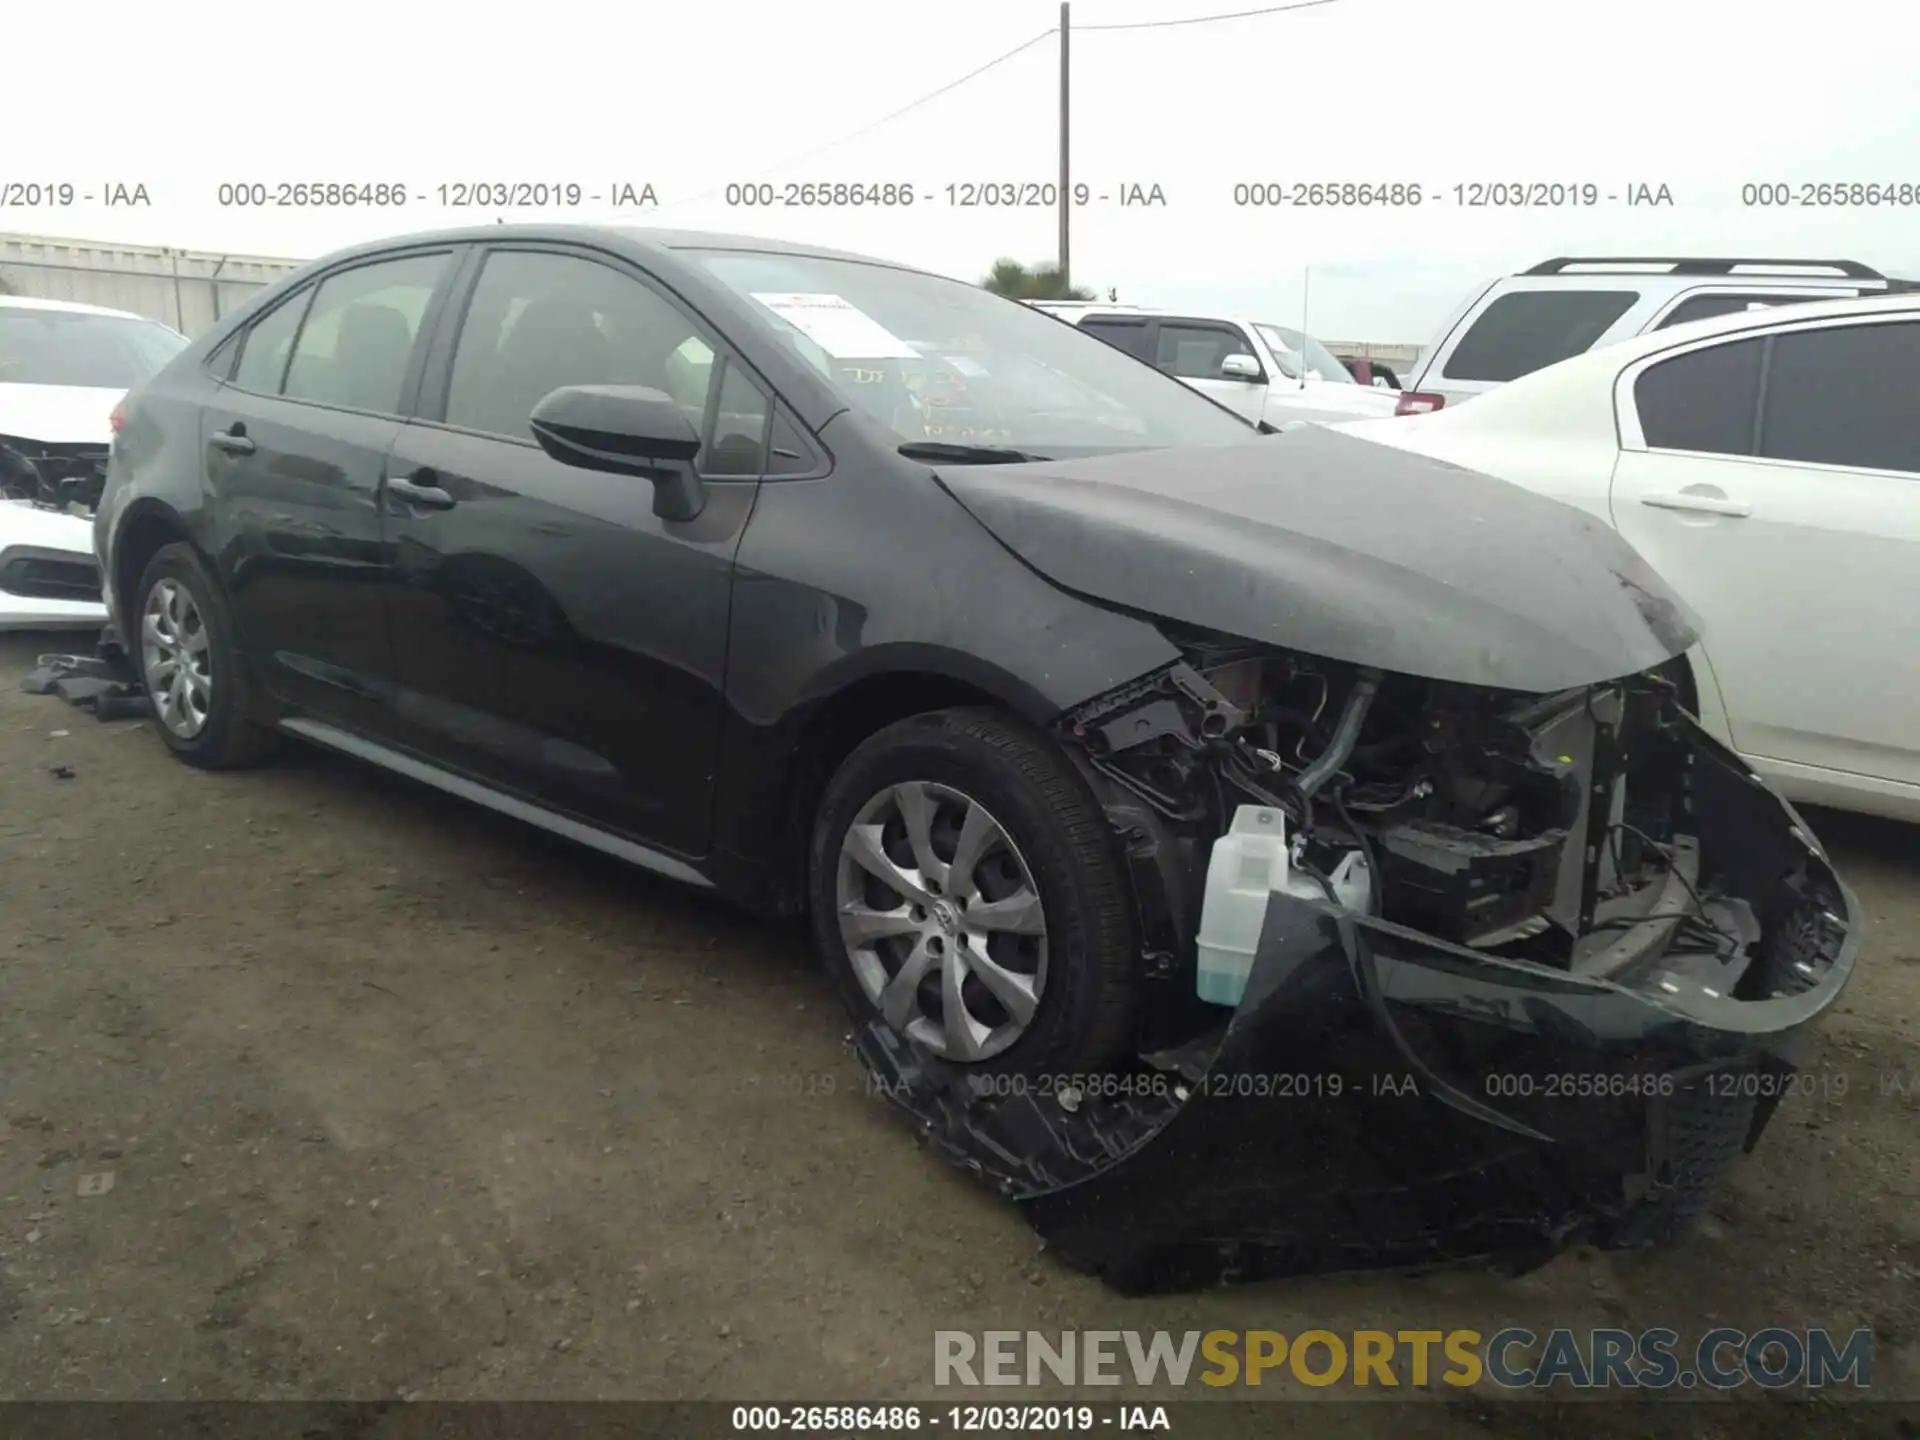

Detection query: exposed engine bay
(1058, 624), (1800, 1053)
(1, 435), (109, 514)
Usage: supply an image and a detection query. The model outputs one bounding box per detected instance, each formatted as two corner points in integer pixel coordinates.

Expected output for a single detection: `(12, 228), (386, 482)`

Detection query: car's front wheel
(134, 542), (278, 769)
(808, 707), (1138, 1076)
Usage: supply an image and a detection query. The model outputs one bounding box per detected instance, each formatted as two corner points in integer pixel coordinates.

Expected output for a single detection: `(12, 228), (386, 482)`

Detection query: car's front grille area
(0, 547), (102, 603)
(0, 438), (110, 509)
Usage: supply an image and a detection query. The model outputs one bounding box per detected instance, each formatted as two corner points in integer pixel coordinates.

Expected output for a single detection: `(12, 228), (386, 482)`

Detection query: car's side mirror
(1220, 353), (1262, 382)
(528, 385), (707, 522)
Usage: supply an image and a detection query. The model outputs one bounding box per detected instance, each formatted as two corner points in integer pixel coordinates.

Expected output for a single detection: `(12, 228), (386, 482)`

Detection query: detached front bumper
(855, 720), (1860, 1295)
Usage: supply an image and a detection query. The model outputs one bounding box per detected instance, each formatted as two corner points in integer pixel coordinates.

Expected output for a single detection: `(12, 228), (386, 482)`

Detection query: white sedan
(1341, 291), (1920, 825)
(1, 296), (188, 629)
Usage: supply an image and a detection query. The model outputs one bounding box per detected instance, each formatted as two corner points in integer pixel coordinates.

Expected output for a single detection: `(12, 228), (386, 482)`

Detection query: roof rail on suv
(1523, 256), (1887, 280)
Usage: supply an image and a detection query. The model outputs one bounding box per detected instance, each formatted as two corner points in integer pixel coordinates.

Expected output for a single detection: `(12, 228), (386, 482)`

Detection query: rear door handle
(1639, 492), (1751, 518)
(209, 429), (255, 456)
(387, 475), (456, 510)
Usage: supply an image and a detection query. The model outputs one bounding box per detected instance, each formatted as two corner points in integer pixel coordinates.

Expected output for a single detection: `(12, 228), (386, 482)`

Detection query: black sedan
(94, 225), (1857, 1287)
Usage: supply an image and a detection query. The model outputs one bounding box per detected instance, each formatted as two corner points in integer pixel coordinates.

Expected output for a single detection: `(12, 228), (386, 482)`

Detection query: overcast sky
(13, 0), (1920, 343)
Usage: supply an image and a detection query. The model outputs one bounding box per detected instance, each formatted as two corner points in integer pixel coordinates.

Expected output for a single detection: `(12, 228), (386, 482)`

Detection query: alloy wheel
(834, 780), (1049, 1062)
(141, 578), (213, 739)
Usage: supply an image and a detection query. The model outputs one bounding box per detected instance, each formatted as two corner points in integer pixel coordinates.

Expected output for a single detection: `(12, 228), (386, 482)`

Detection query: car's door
(201, 247), (457, 733)
(378, 242), (777, 859)
(1146, 318), (1267, 422)
(1610, 314), (1920, 788)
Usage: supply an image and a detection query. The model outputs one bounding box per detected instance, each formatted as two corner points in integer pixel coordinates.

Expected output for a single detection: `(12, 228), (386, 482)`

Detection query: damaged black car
(95, 225), (1858, 1292)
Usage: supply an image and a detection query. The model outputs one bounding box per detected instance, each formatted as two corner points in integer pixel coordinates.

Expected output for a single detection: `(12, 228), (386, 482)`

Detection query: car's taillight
(109, 398), (129, 434)
(1395, 391), (1444, 416)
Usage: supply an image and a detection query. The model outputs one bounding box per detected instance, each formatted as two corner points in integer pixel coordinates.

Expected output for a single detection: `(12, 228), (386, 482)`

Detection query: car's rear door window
(1077, 316), (1151, 361)
(1634, 336), (1765, 454)
(282, 254), (449, 415)
(1756, 321), (1920, 474)
(1441, 290), (1640, 382)
(231, 289), (312, 394)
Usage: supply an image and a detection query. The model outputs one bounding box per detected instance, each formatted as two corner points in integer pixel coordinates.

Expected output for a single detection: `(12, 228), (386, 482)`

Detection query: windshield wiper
(897, 441), (1051, 465)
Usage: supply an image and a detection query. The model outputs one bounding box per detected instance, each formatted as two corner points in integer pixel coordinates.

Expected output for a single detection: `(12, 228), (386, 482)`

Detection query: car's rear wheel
(808, 707), (1137, 1076)
(134, 543), (278, 769)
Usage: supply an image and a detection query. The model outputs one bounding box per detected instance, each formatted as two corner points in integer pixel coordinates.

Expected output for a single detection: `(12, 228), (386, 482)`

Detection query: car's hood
(934, 425), (1703, 693)
(0, 384), (124, 445)
(0, 496), (97, 554)
(1264, 381), (1401, 420)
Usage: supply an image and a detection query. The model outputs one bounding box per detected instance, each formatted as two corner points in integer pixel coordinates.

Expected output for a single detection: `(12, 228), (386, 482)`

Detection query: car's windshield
(1254, 324), (1355, 384)
(685, 249), (1256, 456)
(0, 307), (189, 388)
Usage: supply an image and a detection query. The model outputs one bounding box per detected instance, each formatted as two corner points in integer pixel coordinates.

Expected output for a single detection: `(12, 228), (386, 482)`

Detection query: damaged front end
(0, 437), (110, 626)
(856, 633), (1860, 1294)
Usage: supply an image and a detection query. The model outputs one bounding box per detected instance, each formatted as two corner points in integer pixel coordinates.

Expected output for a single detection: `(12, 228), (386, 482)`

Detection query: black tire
(808, 707), (1137, 1077)
(132, 542), (279, 770)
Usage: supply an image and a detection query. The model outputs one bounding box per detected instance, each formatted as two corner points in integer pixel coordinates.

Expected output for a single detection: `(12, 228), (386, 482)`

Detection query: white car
(0, 296), (188, 628)
(1029, 303), (1402, 428)
(1395, 254), (1913, 415)
(1342, 292), (1920, 824)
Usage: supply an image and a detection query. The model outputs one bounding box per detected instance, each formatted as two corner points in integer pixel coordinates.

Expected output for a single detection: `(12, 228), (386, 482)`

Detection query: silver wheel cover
(834, 781), (1049, 1063)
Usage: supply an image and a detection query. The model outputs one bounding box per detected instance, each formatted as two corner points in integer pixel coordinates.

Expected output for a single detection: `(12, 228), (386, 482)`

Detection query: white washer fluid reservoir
(1193, 804), (1373, 1007)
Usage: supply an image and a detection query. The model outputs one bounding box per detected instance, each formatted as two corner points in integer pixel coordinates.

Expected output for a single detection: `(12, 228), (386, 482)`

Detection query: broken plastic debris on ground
(19, 628), (151, 723)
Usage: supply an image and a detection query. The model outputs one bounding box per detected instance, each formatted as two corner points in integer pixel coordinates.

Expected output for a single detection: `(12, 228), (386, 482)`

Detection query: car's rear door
(376, 240), (778, 859)
(201, 246), (459, 735)
(1610, 314), (1920, 795)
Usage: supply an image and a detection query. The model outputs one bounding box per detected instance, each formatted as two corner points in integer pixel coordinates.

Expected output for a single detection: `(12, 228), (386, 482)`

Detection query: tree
(981, 258), (1095, 301)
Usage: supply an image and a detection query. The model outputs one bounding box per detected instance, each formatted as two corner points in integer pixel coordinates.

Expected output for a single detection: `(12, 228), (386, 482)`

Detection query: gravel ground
(1, 630), (1916, 1438)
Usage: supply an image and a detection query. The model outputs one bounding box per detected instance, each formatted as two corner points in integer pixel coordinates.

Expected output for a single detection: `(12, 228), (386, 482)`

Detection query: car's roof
(306, 222), (947, 278)
(0, 294), (155, 322)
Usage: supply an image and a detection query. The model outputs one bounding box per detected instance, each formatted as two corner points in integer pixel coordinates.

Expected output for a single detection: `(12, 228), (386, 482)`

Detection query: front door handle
(1639, 491), (1752, 518)
(209, 428), (255, 456)
(387, 475), (457, 510)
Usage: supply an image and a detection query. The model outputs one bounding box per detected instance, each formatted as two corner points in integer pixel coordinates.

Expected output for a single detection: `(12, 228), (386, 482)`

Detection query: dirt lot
(2, 629), (1917, 1436)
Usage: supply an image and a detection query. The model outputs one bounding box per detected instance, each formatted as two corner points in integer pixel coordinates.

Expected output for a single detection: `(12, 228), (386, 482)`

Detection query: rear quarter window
(1442, 289), (1640, 382)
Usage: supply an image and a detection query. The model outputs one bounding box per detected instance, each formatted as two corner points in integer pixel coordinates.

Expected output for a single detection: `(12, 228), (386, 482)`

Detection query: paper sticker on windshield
(750, 293), (919, 359)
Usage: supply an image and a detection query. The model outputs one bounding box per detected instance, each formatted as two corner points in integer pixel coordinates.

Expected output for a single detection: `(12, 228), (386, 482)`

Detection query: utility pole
(1058, 2), (1071, 290)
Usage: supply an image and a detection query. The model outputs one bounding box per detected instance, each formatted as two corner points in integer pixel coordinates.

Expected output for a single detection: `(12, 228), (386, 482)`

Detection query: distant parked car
(1395, 255), (1916, 415)
(1346, 291), (1920, 824)
(1340, 357), (1402, 389)
(1028, 302), (1401, 427)
(0, 296), (188, 628)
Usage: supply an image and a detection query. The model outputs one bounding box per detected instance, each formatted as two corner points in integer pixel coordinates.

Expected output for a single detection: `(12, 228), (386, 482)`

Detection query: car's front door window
(443, 249), (767, 474)
(1153, 322), (1259, 382)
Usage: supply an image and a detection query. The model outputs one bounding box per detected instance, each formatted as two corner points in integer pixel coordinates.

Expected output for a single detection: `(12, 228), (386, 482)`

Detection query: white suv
(1396, 256), (1916, 415)
(1030, 302), (1401, 428)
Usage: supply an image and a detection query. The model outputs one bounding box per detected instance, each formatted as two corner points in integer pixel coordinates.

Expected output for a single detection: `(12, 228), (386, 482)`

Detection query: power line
(1080, 0), (1341, 30)
(655, 0), (1345, 214)
(657, 30), (1058, 212)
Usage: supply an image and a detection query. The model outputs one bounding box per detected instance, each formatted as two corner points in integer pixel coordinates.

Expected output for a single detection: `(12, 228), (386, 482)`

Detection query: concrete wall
(0, 233), (308, 337)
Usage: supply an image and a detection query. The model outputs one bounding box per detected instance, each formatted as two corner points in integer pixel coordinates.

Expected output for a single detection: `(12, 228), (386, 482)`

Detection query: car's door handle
(1639, 492), (1752, 518)
(209, 428), (255, 456)
(387, 475), (456, 510)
